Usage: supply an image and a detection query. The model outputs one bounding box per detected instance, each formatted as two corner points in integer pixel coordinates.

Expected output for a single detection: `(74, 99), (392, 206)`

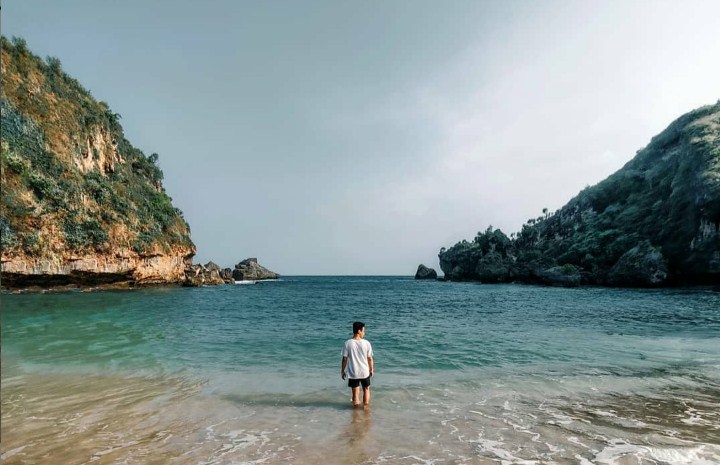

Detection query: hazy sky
(4, 1), (720, 275)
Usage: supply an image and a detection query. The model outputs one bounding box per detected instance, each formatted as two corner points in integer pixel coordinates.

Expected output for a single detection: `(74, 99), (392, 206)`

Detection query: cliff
(439, 102), (720, 287)
(1, 36), (195, 289)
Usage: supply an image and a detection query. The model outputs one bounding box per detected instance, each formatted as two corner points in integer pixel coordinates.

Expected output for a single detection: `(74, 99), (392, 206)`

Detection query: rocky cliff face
(439, 102), (720, 287)
(2, 247), (192, 288)
(1, 37), (195, 289)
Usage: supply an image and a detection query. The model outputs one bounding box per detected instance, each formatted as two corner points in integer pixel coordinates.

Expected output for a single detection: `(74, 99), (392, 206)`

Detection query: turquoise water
(2, 277), (720, 464)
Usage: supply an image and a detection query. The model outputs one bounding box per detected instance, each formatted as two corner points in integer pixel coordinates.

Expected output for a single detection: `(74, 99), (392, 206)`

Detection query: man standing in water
(341, 321), (374, 408)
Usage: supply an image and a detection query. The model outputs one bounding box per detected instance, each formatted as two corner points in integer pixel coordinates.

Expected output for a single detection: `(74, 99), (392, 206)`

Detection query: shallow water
(2, 277), (719, 464)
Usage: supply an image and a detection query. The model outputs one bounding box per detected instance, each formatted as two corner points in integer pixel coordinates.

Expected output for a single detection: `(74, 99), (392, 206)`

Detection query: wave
(234, 279), (283, 285)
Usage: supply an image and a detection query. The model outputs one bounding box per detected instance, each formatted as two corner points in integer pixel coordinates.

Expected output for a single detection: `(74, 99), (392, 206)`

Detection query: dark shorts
(348, 376), (371, 388)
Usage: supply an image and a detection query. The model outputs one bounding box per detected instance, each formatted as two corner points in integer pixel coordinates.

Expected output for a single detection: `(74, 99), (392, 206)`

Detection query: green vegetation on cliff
(1, 36), (194, 270)
(439, 102), (720, 286)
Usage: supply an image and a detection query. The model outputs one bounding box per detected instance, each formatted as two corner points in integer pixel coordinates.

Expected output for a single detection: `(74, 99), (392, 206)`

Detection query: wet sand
(3, 366), (720, 465)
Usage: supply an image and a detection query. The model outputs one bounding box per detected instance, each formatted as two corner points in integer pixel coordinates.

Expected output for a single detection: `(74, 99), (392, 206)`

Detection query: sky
(3, 1), (720, 275)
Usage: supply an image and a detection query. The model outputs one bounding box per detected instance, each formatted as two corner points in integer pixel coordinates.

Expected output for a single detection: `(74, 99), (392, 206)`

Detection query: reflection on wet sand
(341, 407), (372, 464)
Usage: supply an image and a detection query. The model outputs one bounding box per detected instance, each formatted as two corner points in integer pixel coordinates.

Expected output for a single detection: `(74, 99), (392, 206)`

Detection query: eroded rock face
(75, 125), (122, 174)
(415, 264), (438, 280)
(607, 241), (668, 287)
(231, 258), (279, 281)
(2, 246), (194, 288)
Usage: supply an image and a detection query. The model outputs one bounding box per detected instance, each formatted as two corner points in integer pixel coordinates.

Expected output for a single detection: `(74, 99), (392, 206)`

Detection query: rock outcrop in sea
(438, 101), (720, 287)
(415, 264), (438, 280)
(183, 258), (279, 286)
(231, 258), (279, 281)
(184, 262), (227, 287)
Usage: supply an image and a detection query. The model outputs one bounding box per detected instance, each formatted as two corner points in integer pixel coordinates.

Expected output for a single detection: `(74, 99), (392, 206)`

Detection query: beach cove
(2, 277), (719, 464)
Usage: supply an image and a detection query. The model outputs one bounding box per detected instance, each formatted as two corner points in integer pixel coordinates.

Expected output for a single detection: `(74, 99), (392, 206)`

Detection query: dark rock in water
(184, 264), (204, 287)
(536, 265), (581, 287)
(184, 263), (224, 287)
(607, 240), (668, 286)
(415, 264), (438, 280)
(221, 268), (234, 283)
(232, 258), (279, 281)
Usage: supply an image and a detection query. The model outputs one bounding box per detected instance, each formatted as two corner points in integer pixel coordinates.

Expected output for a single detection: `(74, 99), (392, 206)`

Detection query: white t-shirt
(341, 338), (373, 379)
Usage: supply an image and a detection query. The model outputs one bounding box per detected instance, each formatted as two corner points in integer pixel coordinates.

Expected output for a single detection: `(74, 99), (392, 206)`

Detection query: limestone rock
(607, 241), (668, 286)
(221, 268), (234, 283)
(2, 247), (194, 289)
(183, 262), (225, 287)
(205, 261), (221, 272)
(415, 264), (438, 280)
(231, 258), (279, 281)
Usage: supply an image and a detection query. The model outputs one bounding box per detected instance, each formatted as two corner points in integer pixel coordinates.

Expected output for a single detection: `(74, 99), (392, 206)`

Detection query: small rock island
(415, 264), (438, 280)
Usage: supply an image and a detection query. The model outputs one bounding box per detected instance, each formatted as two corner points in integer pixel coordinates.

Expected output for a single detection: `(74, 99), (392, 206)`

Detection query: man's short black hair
(353, 321), (365, 334)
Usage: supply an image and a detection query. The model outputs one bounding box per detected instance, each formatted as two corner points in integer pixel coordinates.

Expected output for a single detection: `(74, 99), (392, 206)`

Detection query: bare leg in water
(351, 387), (361, 407)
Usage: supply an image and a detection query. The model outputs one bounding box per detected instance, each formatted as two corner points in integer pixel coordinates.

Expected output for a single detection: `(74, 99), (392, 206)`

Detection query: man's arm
(341, 356), (348, 380)
(368, 356), (374, 377)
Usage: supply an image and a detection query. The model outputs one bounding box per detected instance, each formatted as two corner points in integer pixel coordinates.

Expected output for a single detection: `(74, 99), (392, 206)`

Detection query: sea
(2, 276), (719, 465)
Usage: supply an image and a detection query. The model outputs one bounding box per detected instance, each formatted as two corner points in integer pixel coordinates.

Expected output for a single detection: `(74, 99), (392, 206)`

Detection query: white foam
(91, 440), (140, 459)
(1, 446), (27, 460)
(594, 440), (718, 465)
(574, 454), (596, 465)
(473, 437), (539, 464)
(198, 424), (273, 465)
(592, 409), (617, 417)
(681, 406), (715, 426)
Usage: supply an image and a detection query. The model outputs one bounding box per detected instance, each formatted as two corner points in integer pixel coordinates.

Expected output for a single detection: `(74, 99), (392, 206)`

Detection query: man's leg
(362, 386), (370, 406)
(351, 387), (360, 407)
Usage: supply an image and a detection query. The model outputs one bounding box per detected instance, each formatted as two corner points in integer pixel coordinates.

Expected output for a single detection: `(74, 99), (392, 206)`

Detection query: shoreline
(2, 277), (717, 294)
